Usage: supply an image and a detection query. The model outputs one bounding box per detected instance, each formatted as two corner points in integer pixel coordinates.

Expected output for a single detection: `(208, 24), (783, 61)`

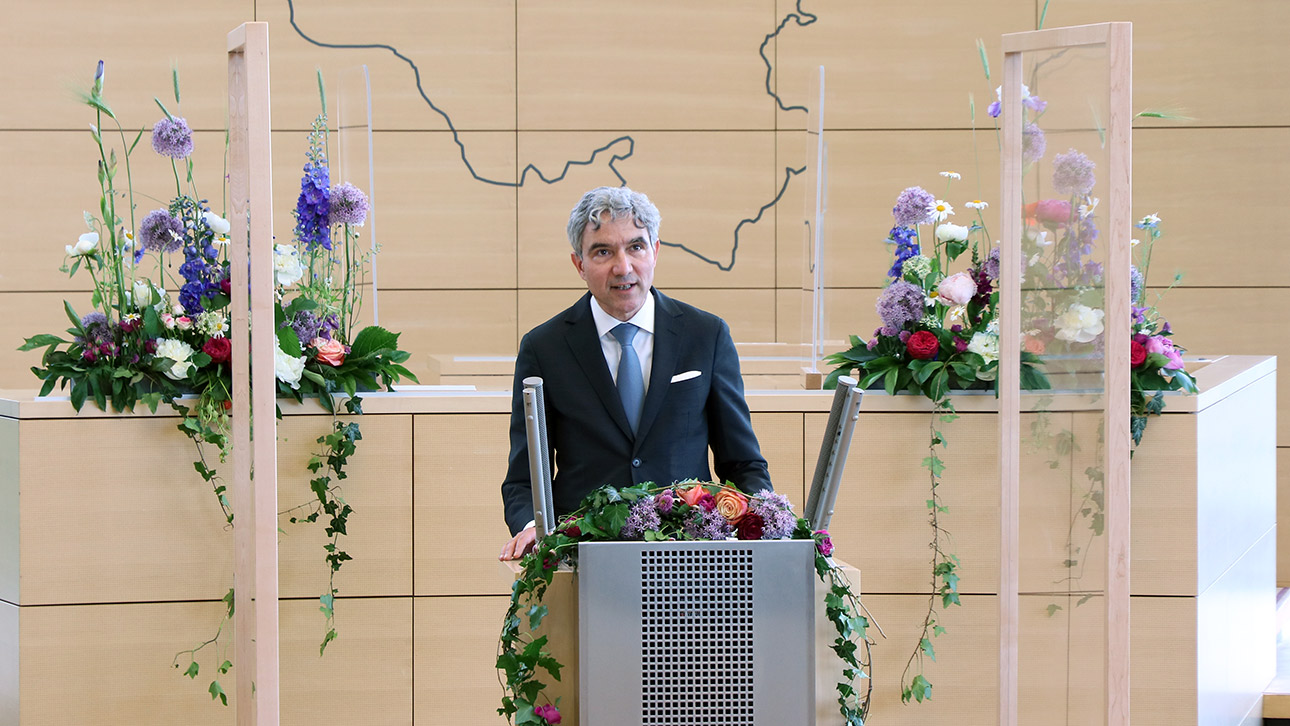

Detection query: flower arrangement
(19, 63), (416, 706)
(498, 481), (872, 726)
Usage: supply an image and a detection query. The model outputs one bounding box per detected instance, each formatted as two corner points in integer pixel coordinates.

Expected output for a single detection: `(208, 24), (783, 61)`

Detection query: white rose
(132, 279), (154, 309)
(273, 244), (305, 287)
(66, 232), (99, 257)
(967, 331), (1000, 364)
(935, 223), (970, 243)
(154, 338), (195, 381)
(275, 345), (306, 389)
(1054, 303), (1105, 343)
(202, 211), (231, 236)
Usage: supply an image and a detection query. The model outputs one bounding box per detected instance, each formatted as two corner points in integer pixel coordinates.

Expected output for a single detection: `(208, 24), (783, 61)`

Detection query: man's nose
(611, 249), (634, 276)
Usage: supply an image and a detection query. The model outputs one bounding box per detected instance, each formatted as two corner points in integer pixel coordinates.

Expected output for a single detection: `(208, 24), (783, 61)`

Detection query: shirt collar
(589, 290), (656, 339)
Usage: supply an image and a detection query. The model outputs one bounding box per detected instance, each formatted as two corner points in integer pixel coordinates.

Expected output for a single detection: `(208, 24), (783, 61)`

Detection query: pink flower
(1035, 199), (1072, 225)
(312, 337), (346, 366)
(160, 313), (176, 330)
(175, 316), (193, 331)
(814, 530), (834, 557)
(936, 272), (977, 306)
(698, 493), (717, 512)
(534, 704), (562, 724)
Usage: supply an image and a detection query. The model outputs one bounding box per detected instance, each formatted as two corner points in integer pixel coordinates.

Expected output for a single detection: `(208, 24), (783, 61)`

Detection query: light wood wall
(0, 1), (1287, 561)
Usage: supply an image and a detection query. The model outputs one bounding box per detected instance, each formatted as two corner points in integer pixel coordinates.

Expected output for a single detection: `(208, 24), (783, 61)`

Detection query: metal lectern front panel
(579, 541), (815, 726)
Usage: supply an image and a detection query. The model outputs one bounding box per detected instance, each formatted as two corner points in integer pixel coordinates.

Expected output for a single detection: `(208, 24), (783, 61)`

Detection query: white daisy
(927, 199), (955, 222)
(939, 171), (961, 180)
(964, 199), (989, 210)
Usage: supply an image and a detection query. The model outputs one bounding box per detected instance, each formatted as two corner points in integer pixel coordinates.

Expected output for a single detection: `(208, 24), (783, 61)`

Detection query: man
(499, 186), (772, 560)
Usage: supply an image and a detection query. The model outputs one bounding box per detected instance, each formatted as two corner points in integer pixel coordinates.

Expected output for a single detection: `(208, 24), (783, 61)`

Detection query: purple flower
(621, 497), (661, 539)
(655, 489), (675, 515)
(534, 704), (561, 724)
(1023, 95), (1048, 113)
(329, 182), (369, 226)
(748, 493), (797, 539)
(139, 209), (184, 253)
(151, 117), (193, 159)
(294, 162), (331, 251)
(284, 309), (339, 345)
(987, 100), (1001, 118)
(984, 247), (1001, 281)
(876, 280), (925, 331)
(892, 186), (935, 227)
(1022, 123), (1046, 165)
(1052, 149), (1096, 196)
(1129, 265), (1144, 303)
(684, 507), (732, 540)
(814, 530), (834, 557)
(954, 337), (969, 353)
(77, 311), (114, 348)
(887, 226), (920, 279)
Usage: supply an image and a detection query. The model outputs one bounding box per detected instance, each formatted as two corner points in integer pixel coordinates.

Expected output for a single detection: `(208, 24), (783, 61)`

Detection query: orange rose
(677, 484), (707, 507)
(1023, 336), (1046, 355)
(312, 337), (346, 366)
(714, 488), (749, 524)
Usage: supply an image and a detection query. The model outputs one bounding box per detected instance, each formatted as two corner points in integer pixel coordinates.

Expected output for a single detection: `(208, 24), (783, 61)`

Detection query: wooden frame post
(999, 22), (1132, 726)
(228, 21), (279, 725)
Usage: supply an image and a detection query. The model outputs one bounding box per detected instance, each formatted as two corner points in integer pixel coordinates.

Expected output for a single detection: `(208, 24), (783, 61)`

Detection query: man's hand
(499, 526), (537, 561)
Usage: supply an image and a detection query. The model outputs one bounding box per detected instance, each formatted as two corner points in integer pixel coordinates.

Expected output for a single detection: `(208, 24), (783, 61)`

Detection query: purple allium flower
(984, 247), (1001, 281)
(151, 116), (193, 159)
(748, 492), (797, 540)
(328, 182), (369, 226)
(887, 226), (920, 279)
(294, 162), (331, 251)
(1129, 265), (1144, 303)
(621, 497), (661, 539)
(684, 507), (732, 540)
(1022, 122), (1046, 165)
(1052, 149), (1096, 196)
(284, 309), (338, 344)
(892, 186), (936, 227)
(876, 280), (925, 331)
(139, 209), (184, 253)
(78, 311), (114, 347)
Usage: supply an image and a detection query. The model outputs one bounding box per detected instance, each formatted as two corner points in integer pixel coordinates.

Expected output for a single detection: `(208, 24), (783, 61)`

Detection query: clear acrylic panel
(799, 65), (827, 379)
(335, 64), (379, 330)
(1009, 41), (1116, 726)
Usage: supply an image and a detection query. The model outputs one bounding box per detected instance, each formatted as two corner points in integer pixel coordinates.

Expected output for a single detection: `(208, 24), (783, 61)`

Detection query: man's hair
(566, 186), (661, 257)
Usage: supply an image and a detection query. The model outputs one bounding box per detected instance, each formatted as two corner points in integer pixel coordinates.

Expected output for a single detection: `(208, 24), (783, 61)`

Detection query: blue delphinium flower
(887, 226), (920, 279)
(295, 161), (331, 251)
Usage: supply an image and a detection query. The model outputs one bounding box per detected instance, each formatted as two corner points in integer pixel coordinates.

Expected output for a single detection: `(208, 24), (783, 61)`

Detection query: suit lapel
(634, 289), (682, 448)
(563, 293), (635, 439)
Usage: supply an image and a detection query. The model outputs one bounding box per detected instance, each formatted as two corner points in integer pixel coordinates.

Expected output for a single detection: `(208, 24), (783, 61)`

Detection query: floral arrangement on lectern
(18, 63), (416, 706)
(823, 76), (1196, 705)
(498, 482), (873, 726)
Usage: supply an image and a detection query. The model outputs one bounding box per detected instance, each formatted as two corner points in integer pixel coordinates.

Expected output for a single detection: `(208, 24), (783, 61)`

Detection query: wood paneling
(377, 289), (518, 377)
(516, 0), (776, 131)
(276, 414), (413, 599)
(773, 0), (1034, 130)
(413, 413), (513, 596)
(262, 0), (517, 132)
(752, 412), (806, 503)
(413, 595), (512, 726)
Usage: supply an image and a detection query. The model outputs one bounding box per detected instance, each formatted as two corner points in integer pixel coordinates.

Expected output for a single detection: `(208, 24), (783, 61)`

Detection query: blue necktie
(611, 323), (644, 434)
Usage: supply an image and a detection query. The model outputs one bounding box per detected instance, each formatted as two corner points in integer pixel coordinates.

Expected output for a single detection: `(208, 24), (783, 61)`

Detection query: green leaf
(184, 661), (199, 679)
(18, 334), (69, 351)
(319, 628), (337, 655)
(208, 679), (227, 706)
(1046, 604), (1063, 617)
(64, 301), (86, 334)
(277, 325), (302, 358)
(348, 325), (400, 359)
(907, 674), (932, 703)
(920, 637), (936, 662)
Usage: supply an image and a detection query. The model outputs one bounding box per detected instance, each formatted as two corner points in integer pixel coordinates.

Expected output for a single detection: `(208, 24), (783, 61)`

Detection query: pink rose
(160, 313), (176, 330)
(534, 704), (561, 724)
(714, 488), (749, 524)
(175, 316), (193, 331)
(1035, 199), (1072, 225)
(936, 272), (977, 306)
(677, 484), (707, 508)
(312, 337), (346, 366)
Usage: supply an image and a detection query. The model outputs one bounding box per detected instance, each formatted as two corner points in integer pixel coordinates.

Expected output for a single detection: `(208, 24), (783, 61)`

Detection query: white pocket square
(670, 370), (702, 383)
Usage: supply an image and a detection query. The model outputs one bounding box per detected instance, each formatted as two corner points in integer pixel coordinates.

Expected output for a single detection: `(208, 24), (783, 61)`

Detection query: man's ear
(571, 252), (587, 280)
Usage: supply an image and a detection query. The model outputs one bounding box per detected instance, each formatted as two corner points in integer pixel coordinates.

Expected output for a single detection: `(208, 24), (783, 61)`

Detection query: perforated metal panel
(579, 541), (815, 726)
(640, 548), (755, 724)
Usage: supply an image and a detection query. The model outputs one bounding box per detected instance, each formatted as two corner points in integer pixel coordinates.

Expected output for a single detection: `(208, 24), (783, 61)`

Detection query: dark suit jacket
(501, 289), (772, 535)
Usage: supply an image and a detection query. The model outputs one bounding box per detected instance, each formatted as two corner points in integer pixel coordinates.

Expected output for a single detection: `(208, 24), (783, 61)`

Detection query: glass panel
(799, 65), (827, 379)
(335, 64), (379, 330)
(1010, 42), (1113, 726)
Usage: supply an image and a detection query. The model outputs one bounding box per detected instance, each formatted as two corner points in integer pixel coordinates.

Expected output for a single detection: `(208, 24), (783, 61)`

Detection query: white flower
(944, 304), (968, 329)
(1054, 303), (1105, 343)
(275, 345), (306, 389)
(132, 279), (154, 309)
(1140, 213), (1161, 226)
(902, 255), (931, 280)
(964, 199), (989, 210)
(939, 171), (961, 180)
(154, 338), (195, 381)
(66, 232), (98, 257)
(1028, 228), (1051, 247)
(196, 311), (229, 338)
(967, 330), (1000, 363)
(935, 223), (970, 243)
(1078, 197), (1099, 218)
(1131, 238), (1141, 247)
(202, 211), (231, 236)
(273, 244), (305, 287)
(928, 200), (955, 222)
(172, 304), (185, 316)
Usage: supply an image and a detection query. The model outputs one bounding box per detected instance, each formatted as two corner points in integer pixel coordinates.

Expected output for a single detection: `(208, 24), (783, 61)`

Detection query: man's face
(571, 214), (659, 322)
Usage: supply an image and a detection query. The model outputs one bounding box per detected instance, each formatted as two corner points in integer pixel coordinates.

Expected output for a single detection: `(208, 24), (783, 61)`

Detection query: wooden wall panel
(275, 414), (413, 599)
(262, 0), (517, 132)
(280, 597), (413, 724)
(752, 412), (806, 504)
(413, 413), (513, 597)
(377, 290), (518, 378)
(773, 0), (1034, 131)
(516, 0), (776, 131)
(0, 0), (250, 131)
(515, 131), (779, 290)
(1043, 0), (1290, 127)
(18, 416), (233, 605)
(413, 595), (511, 726)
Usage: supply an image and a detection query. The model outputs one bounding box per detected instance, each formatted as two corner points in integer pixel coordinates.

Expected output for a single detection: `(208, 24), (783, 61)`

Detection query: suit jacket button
(632, 458), (641, 468)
